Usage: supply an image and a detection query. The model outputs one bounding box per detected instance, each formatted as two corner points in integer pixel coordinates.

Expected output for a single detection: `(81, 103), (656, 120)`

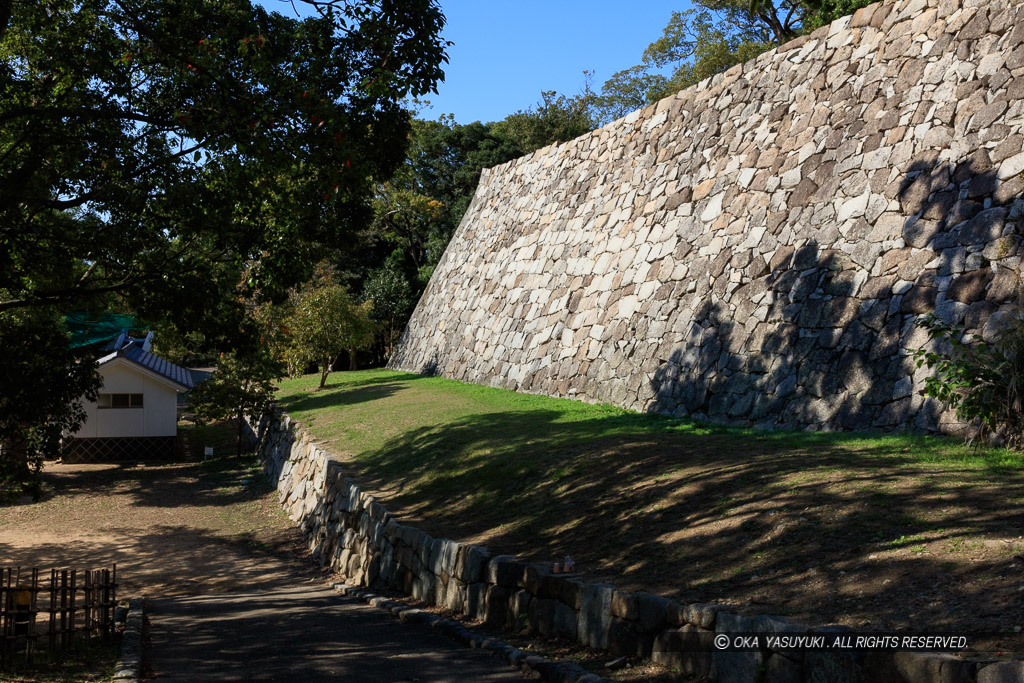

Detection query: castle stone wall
(391, 0), (1024, 432)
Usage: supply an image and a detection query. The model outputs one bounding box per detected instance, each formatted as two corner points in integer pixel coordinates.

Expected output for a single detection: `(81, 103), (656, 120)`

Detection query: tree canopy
(1, 0), (448, 319)
(491, 85), (597, 154)
(287, 275), (376, 388)
(326, 115), (526, 364)
(0, 0), (449, 493)
(190, 349), (280, 456)
(0, 308), (100, 498)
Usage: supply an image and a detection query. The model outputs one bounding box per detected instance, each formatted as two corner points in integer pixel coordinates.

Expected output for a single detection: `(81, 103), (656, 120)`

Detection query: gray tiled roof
(99, 343), (195, 389)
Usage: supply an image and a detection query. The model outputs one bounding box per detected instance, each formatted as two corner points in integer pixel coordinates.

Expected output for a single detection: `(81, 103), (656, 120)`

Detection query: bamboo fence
(0, 565), (118, 668)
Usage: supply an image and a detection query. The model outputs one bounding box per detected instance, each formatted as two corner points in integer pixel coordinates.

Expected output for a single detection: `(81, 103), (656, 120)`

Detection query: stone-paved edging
(112, 597), (143, 682)
(252, 410), (1024, 682)
(332, 583), (609, 682)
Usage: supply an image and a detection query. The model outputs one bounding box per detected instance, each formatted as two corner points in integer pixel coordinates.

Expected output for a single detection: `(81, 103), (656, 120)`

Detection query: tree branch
(0, 235), (231, 313)
(0, 278), (143, 312)
(5, 135), (213, 213)
(109, 0), (266, 116)
(756, 3), (793, 44)
(0, 104), (177, 128)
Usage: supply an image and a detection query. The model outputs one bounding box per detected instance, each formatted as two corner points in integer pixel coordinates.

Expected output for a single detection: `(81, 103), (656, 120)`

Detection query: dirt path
(0, 460), (523, 681)
(1, 461), (307, 597)
(148, 585), (521, 682)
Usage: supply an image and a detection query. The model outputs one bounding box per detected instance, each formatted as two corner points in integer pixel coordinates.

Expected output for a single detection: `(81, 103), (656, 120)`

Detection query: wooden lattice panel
(62, 437), (176, 463)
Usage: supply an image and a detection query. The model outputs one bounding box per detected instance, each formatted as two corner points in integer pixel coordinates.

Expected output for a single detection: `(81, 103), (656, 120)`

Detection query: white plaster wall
(73, 361), (180, 438)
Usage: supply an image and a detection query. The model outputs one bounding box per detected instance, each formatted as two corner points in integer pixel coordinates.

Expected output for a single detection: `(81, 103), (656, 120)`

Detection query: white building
(65, 340), (194, 462)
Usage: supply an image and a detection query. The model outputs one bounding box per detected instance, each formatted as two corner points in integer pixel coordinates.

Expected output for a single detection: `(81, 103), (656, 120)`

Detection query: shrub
(190, 351), (280, 456)
(912, 313), (1024, 448)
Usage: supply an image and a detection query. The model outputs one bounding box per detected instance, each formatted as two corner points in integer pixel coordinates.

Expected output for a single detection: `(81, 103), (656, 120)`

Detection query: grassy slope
(278, 369), (1024, 631)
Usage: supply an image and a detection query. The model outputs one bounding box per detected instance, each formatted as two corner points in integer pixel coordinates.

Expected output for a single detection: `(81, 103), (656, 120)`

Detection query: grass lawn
(278, 369), (1024, 636)
(0, 640), (121, 682)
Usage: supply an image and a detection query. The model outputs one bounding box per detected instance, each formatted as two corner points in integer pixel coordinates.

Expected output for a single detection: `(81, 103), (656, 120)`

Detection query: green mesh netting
(65, 312), (138, 349)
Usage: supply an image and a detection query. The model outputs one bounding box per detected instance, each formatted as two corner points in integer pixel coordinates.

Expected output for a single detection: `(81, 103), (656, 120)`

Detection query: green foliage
(150, 324), (215, 367)
(331, 115), (524, 364)
(337, 79), (601, 363)
(776, 0), (875, 31)
(406, 116), (522, 237)
(191, 352), (279, 426)
(595, 65), (670, 123)
(190, 350), (280, 455)
(287, 277), (376, 388)
(0, 0), (447, 489)
(370, 183), (446, 272)
(1, 0), (448, 316)
(912, 314), (1024, 448)
(594, 0), (872, 124)
(363, 264), (415, 358)
(248, 295), (296, 375)
(0, 308), (100, 499)
(491, 84), (597, 152)
(331, 79), (597, 365)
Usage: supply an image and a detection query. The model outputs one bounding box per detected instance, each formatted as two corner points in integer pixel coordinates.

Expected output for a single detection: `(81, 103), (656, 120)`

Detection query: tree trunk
(1, 433), (37, 501)
(319, 356), (330, 389)
(236, 407), (244, 457)
(757, 5), (795, 44)
(386, 319), (396, 359)
(348, 348), (358, 371)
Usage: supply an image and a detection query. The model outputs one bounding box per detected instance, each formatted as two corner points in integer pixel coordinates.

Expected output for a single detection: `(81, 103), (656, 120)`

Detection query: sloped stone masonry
(391, 0), (1024, 432)
(252, 410), (1022, 681)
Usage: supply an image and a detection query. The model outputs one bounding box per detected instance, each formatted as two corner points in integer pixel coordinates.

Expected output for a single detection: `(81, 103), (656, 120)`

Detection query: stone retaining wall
(390, 0), (1024, 433)
(253, 410), (1021, 681)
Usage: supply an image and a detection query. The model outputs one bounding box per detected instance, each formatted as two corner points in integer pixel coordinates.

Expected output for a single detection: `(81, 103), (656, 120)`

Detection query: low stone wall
(252, 409), (1022, 681)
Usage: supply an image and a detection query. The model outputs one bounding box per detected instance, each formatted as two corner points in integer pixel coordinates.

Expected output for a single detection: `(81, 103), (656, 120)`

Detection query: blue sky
(259, 0), (688, 125)
(426, 1), (687, 124)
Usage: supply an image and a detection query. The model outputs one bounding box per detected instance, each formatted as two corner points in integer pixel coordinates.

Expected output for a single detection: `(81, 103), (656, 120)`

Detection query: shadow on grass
(277, 381), (410, 415)
(335, 405), (1024, 631)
